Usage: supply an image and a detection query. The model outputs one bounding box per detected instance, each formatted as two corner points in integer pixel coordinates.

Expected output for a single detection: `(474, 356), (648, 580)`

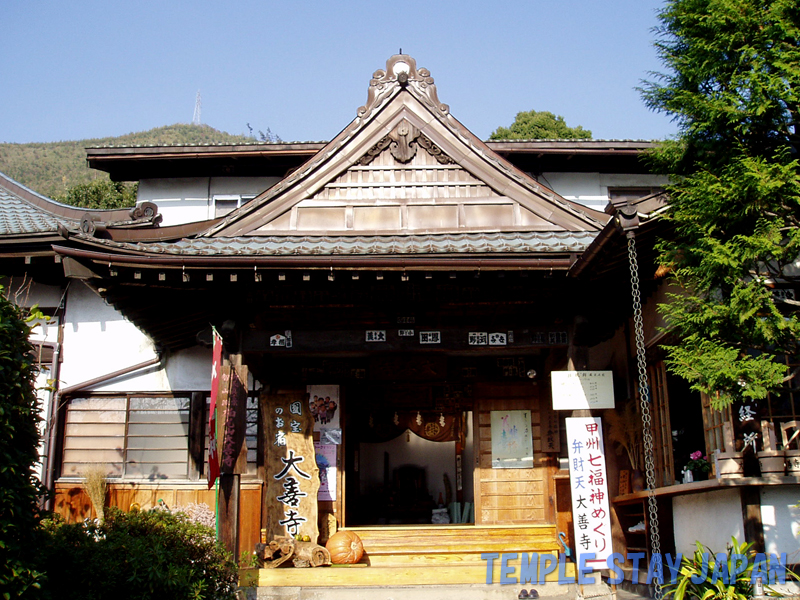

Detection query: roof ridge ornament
(357, 54), (450, 121)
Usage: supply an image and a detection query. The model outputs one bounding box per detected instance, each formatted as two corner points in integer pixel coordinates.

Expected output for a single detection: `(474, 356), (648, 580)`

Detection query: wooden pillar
(218, 352), (247, 562)
(219, 473), (240, 559)
(741, 486), (765, 553)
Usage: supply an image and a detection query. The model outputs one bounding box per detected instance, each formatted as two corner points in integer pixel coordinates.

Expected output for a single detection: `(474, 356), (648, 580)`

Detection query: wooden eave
(87, 143), (327, 181)
(86, 140), (659, 181)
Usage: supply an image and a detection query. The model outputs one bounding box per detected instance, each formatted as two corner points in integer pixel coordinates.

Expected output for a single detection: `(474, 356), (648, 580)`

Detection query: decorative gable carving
(357, 118), (455, 166)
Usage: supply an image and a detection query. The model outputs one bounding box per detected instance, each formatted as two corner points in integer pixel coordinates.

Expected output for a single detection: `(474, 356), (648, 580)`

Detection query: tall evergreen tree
(642, 0), (800, 408)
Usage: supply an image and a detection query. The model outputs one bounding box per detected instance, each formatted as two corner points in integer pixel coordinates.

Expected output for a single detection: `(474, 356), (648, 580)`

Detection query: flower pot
(715, 452), (743, 479)
(692, 470), (709, 481)
(758, 451), (785, 476)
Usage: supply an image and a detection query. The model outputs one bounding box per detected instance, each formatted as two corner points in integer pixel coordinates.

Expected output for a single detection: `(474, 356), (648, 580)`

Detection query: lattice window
(647, 362), (675, 487)
(62, 396), (190, 479)
(701, 392), (731, 455)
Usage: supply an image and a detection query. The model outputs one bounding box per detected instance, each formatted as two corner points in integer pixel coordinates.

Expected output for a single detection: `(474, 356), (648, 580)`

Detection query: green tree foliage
(489, 110), (592, 140)
(0, 288), (45, 598)
(40, 508), (238, 600)
(641, 0), (800, 408)
(55, 179), (138, 210)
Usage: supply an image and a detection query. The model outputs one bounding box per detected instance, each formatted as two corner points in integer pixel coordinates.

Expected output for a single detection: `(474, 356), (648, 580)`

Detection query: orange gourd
(325, 530), (364, 564)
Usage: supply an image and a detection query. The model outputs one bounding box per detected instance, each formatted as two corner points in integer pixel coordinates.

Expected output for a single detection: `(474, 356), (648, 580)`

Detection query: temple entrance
(343, 379), (475, 526)
(257, 352), (555, 530)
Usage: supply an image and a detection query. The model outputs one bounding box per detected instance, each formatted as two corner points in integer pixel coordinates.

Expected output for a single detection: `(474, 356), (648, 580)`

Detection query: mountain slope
(0, 124), (253, 198)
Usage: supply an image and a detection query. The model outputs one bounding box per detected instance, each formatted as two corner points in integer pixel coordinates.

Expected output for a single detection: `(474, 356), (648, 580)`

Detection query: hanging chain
(627, 233), (663, 600)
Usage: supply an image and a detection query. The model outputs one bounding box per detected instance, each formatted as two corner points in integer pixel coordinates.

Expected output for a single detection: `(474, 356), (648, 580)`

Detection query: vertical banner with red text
(207, 329), (222, 489)
(566, 417), (612, 569)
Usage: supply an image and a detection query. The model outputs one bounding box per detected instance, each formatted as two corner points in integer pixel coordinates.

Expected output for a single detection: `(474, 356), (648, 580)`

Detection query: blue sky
(1, 0), (677, 144)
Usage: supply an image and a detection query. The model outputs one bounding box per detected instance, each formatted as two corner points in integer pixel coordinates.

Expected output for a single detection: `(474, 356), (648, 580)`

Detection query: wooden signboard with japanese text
(262, 390), (320, 543)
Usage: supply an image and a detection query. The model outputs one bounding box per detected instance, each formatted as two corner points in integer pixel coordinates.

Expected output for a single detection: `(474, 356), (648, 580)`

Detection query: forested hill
(0, 124), (253, 198)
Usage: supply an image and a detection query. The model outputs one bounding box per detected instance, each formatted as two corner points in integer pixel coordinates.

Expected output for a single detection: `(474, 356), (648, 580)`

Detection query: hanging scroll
(263, 390), (319, 543)
(490, 410), (533, 469)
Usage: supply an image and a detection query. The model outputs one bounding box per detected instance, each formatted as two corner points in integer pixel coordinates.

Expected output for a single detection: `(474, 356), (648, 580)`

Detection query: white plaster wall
(0, 279), (65, 479)
(540, 172), (669, 210)
(672, 488), (745, 555)
(208, 176), (280, 199)
(138, 176), (279, 226)
(60, 282), (211, 392)
(760, 486), (800, 563)
(1, 278), (64, 310)
(137, 177), (210, 225)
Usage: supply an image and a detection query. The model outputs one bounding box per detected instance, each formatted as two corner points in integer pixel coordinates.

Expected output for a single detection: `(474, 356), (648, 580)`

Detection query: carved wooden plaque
(262, 390), (320, 543)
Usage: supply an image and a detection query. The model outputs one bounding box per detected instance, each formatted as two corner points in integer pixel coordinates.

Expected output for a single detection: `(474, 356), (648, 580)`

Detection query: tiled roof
(82, 231), (597, 257)
(85, 138), (657, 150)
(0, 174), (78, 235)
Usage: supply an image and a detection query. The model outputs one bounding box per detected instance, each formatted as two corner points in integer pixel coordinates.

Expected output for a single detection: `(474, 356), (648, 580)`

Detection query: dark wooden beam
(218, 474), (240, 560)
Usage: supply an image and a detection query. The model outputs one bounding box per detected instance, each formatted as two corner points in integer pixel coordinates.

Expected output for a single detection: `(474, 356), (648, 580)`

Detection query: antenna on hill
(192, 90), (202, 125)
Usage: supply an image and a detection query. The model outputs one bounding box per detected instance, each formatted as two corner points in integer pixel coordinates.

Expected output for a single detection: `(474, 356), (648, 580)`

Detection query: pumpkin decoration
(325, 530), (364, 564)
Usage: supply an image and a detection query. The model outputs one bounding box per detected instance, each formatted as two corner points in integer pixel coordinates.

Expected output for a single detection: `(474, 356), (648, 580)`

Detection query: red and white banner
(566, 417), (613, 569)
(207, 329), (222, 489)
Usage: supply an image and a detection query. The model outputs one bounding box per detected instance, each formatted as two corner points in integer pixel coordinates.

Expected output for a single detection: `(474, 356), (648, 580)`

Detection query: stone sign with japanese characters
(263, 390), (319, 543)
(566, 417), (612, 569)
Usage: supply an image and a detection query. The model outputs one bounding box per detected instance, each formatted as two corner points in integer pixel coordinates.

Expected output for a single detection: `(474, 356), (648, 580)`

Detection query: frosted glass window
(62, 396), (190, 480)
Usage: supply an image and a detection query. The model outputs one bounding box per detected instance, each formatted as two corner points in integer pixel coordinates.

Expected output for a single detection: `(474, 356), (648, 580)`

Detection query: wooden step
(242, 560), (576, 588)
(240, 524), (566, 588)
(345, 524), (560, 568)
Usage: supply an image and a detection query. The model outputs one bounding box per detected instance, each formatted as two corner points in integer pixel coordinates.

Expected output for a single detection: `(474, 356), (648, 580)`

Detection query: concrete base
(241, 582), (586, 600)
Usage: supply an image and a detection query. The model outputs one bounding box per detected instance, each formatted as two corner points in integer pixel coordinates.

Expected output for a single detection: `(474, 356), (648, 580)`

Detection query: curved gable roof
(0, 172), (81, 236)
(205, 54), (608, 239)
(0, 171), (161, 239)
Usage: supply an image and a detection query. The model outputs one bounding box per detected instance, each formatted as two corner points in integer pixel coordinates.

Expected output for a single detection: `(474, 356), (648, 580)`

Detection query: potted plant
(606, 402), (644, 491)
(683, 451), (711, 481)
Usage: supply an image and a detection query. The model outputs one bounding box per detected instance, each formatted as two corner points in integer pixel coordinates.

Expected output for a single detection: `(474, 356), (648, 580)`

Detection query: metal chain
(627, 233), (663, 600)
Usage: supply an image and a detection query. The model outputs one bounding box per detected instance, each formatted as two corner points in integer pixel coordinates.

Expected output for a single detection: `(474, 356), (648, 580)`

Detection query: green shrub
(663, 537), (787, 600)
(0, 288), (46, 599)
(40, 507), (237, 600)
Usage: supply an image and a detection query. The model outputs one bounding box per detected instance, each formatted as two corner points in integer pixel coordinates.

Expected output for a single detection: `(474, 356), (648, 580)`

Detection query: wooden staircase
(244, 524), (568, 588)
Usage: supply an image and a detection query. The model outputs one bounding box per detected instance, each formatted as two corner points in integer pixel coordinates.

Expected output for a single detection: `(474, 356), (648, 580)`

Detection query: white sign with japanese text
(551, 371), (615, 410)
(566, 417), (612, 569)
